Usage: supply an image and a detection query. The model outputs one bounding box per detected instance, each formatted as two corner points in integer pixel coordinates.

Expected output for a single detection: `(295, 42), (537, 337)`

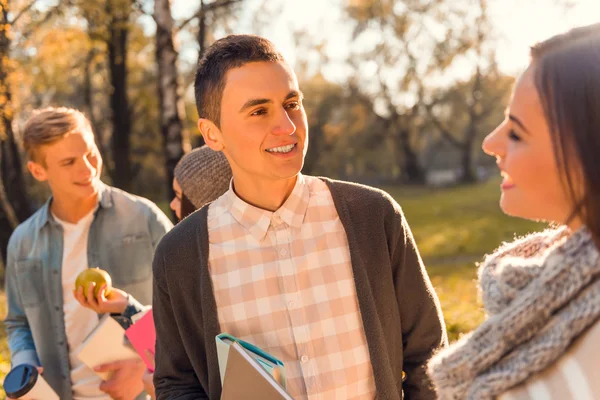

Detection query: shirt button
(288, 301), (296, 309)
(301, 355), (309, 363)
(280, 248), (288, 256)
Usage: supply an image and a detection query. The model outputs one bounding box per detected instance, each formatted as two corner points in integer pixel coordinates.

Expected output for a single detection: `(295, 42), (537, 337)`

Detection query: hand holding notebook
(74, 314), (140, 380)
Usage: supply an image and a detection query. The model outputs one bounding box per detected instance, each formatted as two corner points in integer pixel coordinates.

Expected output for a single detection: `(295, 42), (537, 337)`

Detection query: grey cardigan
(152, 178), (447, 399)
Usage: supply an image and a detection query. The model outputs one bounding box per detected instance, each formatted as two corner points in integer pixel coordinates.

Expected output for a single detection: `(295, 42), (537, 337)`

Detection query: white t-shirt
(54, 208), (110, 400)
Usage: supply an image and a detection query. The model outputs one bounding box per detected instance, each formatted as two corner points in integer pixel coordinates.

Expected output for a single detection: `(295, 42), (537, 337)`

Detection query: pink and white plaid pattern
(207, 174), (376, 400)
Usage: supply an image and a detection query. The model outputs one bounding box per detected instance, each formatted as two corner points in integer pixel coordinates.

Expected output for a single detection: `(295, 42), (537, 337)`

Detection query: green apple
(75, 268), (112, 298)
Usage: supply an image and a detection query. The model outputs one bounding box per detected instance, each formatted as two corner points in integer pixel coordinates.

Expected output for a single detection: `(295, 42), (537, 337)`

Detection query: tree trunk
(197, 0), (206, 61)
(460, 68), (483, 184)
(460, 141), (477, 183)
(154, 0), (185, 201)
(394, 113), (425, 185)
(83, 46), (113, 178)
(107, 0), (132, 191)
(0, 0), (33, 268)
(398, 130), (425, 185)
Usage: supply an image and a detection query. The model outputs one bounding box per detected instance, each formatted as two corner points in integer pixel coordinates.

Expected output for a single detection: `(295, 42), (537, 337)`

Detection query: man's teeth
(267, 144), (295, 153)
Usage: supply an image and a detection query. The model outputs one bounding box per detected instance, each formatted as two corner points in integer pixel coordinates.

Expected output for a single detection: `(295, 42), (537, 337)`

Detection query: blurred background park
(0, 0), (598, 394)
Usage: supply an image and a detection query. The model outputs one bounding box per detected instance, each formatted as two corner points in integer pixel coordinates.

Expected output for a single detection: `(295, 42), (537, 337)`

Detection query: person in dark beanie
(170, 145), (232, 220)
(152, 34), (446, 400)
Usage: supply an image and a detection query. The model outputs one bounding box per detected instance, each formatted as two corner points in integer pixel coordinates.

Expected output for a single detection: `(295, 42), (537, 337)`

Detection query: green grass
(385, 178), (544, 262)
(0, 178), (546, 393)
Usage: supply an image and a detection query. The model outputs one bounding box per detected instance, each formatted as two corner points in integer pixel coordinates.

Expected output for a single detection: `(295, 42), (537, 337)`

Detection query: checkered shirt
(207, 174), (376, 399)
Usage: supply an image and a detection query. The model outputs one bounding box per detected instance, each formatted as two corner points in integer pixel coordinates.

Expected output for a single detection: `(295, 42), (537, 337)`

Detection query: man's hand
(74, 283), (129, 315)
(95, 358), (145, 400)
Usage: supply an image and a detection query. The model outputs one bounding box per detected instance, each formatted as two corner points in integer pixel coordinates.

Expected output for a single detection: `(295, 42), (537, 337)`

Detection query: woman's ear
(198, 119), (224, 151)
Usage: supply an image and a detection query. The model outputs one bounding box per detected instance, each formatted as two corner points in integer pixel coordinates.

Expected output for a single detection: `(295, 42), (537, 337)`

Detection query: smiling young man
(152, 35), (447, 400)
(5, 107), (173, 400)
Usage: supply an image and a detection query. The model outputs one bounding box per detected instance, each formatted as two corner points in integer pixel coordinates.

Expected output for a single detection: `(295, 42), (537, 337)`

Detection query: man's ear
(27, 160), (48, 182)
(198, 119), (224, 151)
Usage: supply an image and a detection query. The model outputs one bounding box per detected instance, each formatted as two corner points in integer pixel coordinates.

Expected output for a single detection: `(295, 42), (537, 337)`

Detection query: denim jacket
(4, 183), (173, 400)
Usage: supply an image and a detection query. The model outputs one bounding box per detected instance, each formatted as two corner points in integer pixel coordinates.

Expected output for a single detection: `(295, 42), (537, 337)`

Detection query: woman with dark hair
(428, 23), (600, 399)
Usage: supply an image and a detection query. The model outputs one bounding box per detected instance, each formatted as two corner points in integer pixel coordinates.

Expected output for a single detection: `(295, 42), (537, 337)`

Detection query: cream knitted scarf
(427, 227), (600, 399)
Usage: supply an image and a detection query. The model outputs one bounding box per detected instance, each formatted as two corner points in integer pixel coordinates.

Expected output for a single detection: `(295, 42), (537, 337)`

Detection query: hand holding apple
(75, 268), (113, 297)
(73, 268), (129, 314)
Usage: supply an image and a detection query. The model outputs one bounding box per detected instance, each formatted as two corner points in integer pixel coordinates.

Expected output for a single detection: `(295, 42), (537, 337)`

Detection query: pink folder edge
(124, 309), (156, 372)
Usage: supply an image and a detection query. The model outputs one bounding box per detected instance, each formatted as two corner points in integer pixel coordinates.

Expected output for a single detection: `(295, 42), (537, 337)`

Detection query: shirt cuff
(110, 293), (148, 330)
(11, 349), (40, 368)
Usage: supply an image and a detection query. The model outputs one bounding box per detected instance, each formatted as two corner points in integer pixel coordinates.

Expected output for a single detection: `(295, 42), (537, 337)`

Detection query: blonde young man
(5, 107), (173, 400)
(153, 35), (447, 400)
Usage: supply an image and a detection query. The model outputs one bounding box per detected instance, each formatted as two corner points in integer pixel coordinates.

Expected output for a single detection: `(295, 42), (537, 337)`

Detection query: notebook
(125, 308), (156, 372)
(216, 333), (286, 388)
(74, 314), (140, 380)
(221, 342), (293, 400)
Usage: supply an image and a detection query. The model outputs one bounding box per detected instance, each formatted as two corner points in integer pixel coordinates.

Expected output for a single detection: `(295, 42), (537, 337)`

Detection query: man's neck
(232, 175), (298, 212)
(50, 193), (99, 224)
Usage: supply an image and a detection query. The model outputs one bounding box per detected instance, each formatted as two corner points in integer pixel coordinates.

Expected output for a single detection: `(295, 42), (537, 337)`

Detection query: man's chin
(73, 181), (100, 197)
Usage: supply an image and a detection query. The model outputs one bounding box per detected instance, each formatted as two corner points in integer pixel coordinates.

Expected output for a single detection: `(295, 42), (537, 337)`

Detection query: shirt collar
(37, 182), (112, 231)
(224, 174), (310, 241)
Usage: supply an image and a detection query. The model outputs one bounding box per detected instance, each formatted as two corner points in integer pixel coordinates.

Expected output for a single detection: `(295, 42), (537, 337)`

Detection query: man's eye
(285, 102), (300, 110)
(251, 109), (267, 116)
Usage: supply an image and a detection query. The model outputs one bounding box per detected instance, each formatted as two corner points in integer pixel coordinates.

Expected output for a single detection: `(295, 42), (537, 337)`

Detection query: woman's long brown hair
(530, 23), (600, 246)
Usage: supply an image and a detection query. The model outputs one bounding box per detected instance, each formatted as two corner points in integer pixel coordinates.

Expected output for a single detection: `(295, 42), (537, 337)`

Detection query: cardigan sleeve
(389, 203), (448, 399)
(152, 240), (209, 400)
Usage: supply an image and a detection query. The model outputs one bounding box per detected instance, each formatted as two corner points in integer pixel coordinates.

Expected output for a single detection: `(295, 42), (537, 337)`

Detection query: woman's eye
(508, 130), (521, 141)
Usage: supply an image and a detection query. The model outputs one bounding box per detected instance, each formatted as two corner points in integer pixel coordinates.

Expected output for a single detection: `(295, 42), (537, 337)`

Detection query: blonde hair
(22, 107), (94, 164)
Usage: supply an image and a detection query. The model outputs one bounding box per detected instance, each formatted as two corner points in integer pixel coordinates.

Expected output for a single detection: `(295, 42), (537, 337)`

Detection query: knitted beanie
(174, 145), (232, 209)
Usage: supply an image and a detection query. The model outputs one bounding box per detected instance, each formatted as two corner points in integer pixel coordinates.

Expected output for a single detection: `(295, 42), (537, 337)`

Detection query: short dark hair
(530, 23), (600, 245)
(194, 35), (285, 127)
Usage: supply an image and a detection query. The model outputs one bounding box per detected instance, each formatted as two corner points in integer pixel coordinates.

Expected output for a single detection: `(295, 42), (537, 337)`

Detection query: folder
(216, 333), (286, 388)
(74, 314), (140, 380)
(221, 342), (293, 400)
(125, 308), (156, 372)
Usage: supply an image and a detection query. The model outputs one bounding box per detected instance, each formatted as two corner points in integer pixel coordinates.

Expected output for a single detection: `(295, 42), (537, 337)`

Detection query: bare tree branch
(10, 0), (38, 25)
(15, 2), (63, 40)
(175, 0), (242, 32)
(132, 0), (152, 16)
(428, 110), (464, 148)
